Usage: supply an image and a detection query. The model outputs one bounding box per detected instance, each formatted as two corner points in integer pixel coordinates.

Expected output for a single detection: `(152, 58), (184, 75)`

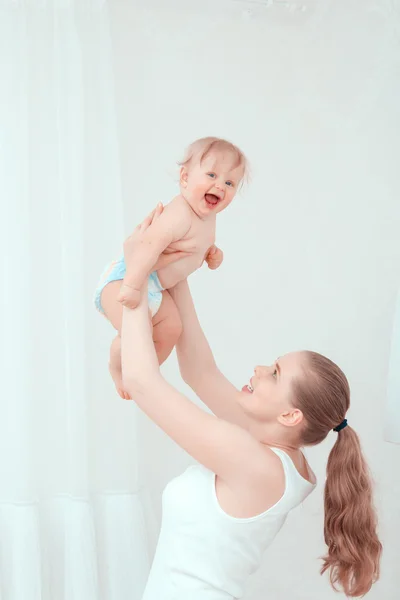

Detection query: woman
(120, 206), (382, 599)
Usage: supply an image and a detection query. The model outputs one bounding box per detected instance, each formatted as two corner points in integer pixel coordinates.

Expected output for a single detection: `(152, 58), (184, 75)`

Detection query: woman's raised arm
(170, 281), (251, 429)
(119, 208), (266, 482)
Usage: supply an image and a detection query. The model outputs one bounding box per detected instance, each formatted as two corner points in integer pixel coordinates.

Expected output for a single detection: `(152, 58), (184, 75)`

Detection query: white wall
(108, 1), (400, 598)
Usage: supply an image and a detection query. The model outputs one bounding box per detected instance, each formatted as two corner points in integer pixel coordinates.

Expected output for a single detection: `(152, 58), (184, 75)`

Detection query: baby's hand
(205, 245), (224, 270)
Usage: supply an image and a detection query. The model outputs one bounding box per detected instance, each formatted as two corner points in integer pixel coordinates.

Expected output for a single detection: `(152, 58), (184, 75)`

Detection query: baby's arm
(118, 201), (192, 308)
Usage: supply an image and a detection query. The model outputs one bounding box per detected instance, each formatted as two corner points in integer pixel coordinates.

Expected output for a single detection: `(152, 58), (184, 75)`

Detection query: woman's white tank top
(142, 448), (316, 599)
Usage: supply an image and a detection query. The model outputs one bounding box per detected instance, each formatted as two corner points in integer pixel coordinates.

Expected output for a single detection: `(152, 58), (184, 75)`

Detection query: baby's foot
(109, 357), (131, 400)
(117, 279), (141, 309)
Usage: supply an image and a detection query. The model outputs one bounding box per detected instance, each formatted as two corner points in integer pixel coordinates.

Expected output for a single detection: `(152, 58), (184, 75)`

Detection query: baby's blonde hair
(178, 137), (249, 183)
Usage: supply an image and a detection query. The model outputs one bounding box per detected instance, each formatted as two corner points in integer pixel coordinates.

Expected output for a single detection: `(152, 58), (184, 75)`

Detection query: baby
(94, 137), (247, 398)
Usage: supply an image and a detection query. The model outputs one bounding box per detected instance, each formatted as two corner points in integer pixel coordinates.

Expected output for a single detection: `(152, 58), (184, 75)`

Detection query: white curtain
(0, 2), (151, 598)
(384, 288), (400, 443)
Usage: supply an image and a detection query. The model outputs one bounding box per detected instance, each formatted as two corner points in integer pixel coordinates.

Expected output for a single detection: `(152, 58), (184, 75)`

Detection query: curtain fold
(384, 288), (400, 443)
(0, 2), (150, 598)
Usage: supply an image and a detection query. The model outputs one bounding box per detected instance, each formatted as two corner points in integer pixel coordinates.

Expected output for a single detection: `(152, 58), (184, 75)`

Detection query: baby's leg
(152, 290), (182, 364)
(101, 282), (182, 397)
(100, 281), (130, 399)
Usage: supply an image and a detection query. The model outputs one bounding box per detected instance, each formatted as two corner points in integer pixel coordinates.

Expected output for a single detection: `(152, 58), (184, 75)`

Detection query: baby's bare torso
(156, 196), (216, 289)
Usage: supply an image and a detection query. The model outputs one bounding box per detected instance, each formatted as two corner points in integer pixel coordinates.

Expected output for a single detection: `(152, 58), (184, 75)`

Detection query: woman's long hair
(293, 351), (382, 597)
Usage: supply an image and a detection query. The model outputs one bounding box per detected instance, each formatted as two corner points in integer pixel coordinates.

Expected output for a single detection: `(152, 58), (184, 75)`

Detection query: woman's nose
(254, 365), (272, 377)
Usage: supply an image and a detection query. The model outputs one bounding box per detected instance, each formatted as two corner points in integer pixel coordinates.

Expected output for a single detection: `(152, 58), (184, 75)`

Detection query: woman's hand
(123, 203), (188, 273)
(119, 203), (189, 308)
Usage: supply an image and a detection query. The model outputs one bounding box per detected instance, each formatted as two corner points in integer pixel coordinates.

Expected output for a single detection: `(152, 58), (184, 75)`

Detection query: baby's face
(181, 151), (244, 218)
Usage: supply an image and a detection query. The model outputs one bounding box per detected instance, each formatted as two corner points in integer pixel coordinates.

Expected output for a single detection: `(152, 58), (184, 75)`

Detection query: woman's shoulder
(219, 446), (286, 518)
(268, 447), (317, 486)
(240, 444), (287, 492)
(245, 445), (316, 492)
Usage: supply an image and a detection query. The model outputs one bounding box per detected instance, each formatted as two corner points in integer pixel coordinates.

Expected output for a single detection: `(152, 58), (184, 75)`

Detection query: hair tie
(333, 419), (348, 433)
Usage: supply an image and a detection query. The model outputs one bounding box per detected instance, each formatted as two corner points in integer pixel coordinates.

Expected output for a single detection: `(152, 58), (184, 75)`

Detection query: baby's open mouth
(205, 194), (220, 206)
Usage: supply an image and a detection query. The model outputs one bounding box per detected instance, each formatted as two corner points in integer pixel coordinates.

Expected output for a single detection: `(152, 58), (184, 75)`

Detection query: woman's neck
(263, 440), (300, 453)
(249, 420), (301, 453)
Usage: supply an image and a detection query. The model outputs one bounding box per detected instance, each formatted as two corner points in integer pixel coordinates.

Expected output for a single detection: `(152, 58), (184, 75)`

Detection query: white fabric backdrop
(1, 0), (399, 599)
(0, 2), (152, 599)
(385, 288), (400, 443)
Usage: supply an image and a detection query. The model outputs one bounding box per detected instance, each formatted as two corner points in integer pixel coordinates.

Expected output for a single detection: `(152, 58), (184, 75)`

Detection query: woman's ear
(278, 408), (304, 428)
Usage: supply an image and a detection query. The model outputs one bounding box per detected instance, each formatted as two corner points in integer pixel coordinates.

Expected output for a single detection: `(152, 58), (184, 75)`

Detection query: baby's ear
(180, 167), (188, 187)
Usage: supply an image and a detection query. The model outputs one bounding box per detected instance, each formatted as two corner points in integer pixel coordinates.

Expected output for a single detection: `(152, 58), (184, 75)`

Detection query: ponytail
(322, 426), (382, 597)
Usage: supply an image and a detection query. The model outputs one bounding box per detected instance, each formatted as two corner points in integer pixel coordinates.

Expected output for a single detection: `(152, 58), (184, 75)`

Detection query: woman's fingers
(154, 250), (189, 271)
(152, 202), (163, 220)
(139, 214), (152, 232)
(138, 203), (163, 233)
(124, 203), (165, 261)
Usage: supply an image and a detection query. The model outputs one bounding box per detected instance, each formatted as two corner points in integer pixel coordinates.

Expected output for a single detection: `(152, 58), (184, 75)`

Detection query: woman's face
(238, 352), (306, 425)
